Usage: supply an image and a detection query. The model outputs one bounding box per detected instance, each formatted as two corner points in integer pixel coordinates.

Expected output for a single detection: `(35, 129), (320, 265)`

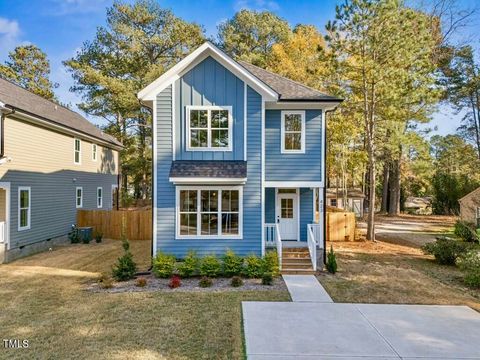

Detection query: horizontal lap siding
(155, 85), (262, 257)
(265, 109), (322, 181)
(300, 188), (313, 241)
(175, 56), (244, 161)
(265, 188), (275, 223)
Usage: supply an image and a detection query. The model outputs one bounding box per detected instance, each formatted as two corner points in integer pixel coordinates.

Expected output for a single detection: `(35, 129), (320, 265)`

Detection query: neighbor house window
(74, 138), (81, 164)
(92, 144), (97, 161)
(186, 106), (232, 151)
(97, 187), (103, 208)
(18, 187), (31, 231)
(330, 199), (337, 207)
(281, 110), (305, 153)
(76, 187), (83, 208)
(177, 187), (242, 238)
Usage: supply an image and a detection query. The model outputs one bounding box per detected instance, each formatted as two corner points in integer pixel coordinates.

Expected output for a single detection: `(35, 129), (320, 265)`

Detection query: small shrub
(178, 251), (199, 278)
(98, 273), (113, 289)
(152, 252), (176, 278)
(231, 276), (243, 287)
(169, 275), (182, 289)
(326, 245), (337, 274)
(135, 277), (147, 288)
(261, 272), (273, 285)
(244, 254), (263, 278)
(199, 276), (213, 288)
(94, 231), (103, 243)
(457, 250), (480, 288)
(223, 250), (244, 277)
(199, 255), (221, 277)
(454, 221), (479, 243)
(112, 239), (137, 281)
(262, 250), (279, 276)
(422, 237), (470, 265)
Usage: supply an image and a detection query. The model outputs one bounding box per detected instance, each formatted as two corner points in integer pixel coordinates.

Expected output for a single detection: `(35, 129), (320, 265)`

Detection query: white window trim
(175, 185), (243, 239)
(97, 187), (103, 208)
(76, 186), (83, 209)
(74, 138), (81, 165)
(186, 105), (233, 152)
(18, 186), (31, 231)
(92, 143), (98, 162)
(281, 110), (306, 154)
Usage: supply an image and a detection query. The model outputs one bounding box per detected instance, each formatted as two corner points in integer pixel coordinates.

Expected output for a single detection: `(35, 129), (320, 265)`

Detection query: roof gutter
(0, 102), (15, 159)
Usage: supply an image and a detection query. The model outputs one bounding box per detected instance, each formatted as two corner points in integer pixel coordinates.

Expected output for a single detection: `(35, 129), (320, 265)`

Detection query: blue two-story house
(138, 42), (342, 272)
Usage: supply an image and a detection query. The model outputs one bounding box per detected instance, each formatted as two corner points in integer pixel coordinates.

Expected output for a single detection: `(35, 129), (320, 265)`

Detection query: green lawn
(0, 240), (289, 359)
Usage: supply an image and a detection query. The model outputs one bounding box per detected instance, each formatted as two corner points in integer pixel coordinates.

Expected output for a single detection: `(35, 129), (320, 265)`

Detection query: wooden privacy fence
(77, 210), (152, 240)
(326, 212), (356, 241)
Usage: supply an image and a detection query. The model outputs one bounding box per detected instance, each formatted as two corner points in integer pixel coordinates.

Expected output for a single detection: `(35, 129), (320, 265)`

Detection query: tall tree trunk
(381, 161), (390, 213)
(366, 84), (376, 241)
(472, 93), (480, 159)
(388, 158), (401, 216)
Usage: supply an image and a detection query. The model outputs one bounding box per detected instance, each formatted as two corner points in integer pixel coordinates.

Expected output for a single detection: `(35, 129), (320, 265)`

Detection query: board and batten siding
(155, 85), (262, 257)
(174, 56), (245, 161)
(0, 116), (119, 249)
(265, 109), (322, 181)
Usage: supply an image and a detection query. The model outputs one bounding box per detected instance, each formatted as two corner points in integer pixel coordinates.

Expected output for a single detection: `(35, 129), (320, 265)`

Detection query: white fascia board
(169, 177), (247, 185)
(265, 102), (341, 110)
(265, 181), (324, 188)
(138, 42), (278, 102)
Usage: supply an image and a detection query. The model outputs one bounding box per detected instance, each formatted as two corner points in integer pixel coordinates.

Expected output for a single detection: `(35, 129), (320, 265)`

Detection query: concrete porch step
(282, 258), (311, 265)
(281, 263), (313, 270)
(281, 269), (316, 275)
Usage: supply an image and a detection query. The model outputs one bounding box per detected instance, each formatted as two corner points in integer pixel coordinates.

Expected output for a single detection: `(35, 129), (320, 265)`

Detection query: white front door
(276, 192), (298, 241)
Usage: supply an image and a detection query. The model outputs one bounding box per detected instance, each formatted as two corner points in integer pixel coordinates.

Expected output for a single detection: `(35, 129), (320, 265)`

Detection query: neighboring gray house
(138, 42), (342, 273)
(0, 78), (122, 263)
(459, 187), (480, 227)
(326, 188), (365, 217)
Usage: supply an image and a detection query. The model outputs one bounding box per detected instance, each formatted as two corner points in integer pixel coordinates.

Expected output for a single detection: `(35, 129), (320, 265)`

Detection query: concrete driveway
(243, 276), (480, 359)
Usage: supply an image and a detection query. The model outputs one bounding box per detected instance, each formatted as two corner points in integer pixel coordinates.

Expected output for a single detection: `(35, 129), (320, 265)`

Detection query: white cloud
(234, 0), (280, 12)
(0, 17), (21, 59)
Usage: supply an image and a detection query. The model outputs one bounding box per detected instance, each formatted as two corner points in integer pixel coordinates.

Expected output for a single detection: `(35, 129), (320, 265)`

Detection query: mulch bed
(87, 274), (287, 293)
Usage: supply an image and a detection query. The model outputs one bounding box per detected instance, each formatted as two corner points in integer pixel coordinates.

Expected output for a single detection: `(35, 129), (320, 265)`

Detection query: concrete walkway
(243, 276), (480, 359)
(282, 275), (332, 302)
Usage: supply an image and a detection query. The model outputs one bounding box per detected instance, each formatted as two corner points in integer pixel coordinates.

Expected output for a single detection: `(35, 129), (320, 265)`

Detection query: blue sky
(0, 0), (478, 135)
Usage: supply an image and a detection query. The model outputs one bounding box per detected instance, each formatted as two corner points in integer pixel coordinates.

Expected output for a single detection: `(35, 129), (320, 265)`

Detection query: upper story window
(281, 111), (305, 154)
(76, 187), (83, 209)
(186, 106), (232, 151)
(18, 187), (31, 231)
(92, 144), (98, 161)
(74, 138), (81, 164)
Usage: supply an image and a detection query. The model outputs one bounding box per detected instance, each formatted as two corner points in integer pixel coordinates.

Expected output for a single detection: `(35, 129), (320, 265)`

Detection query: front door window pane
(281, 198), (293, 218)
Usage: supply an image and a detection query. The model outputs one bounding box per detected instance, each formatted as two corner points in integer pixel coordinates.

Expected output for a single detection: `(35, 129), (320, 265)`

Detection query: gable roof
(459, 186), (480, 203)
(238, 61), (342, 102)
(0, 78), (122, 148)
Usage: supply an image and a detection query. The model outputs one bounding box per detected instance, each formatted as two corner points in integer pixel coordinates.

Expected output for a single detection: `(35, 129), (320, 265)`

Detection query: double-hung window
(281, 111), (305, 153)
(18, 187), (31, 231)
(74, 138), (81, 164)
(177, 187), (242, 238)
(97, 187), (103, 208)
(187, 106), (232, 151)
(76, 187), (83, 208)
(92, 144), (97, 161)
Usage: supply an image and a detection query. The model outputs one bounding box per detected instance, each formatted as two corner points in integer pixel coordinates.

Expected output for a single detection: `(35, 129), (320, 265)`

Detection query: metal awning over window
(169, 160), (247, 185)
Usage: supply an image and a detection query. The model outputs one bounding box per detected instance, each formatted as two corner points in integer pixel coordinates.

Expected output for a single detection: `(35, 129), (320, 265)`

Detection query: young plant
(199, 276), (213, 288)
(169, 275), (182, 289)
(457, 250), (480, 288)
(199, 254), (221, 277)
(112, 239), (137, 281)
(98, 273), (113, 289)
(178, 251), (199, 278)
(454, 221), (479, 243)
(244, 254), (263, 278)
(422, 237), (470, 265)
(326, 245), (337, 274)
(94, 231), (103, 243)
(262, 250), (279, 276)
(261, 272), (273, 285)
(135, 277), (147, 288)
(152, 251), (176, 278)
(230, 276), (243, 287)
(222, 249), (244, 277)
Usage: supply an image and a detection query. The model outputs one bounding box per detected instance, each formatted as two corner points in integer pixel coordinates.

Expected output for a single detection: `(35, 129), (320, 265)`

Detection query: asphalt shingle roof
(238, 60), (342, 102)
(170, 161), (247, 178)
(0, 77), (122, 147)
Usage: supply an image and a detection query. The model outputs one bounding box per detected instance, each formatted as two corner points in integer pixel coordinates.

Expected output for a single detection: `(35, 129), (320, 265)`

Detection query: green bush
(112, 239), (137, 281)
(231, 276), (243, 287)
(178, 251), (199, 278)
(199, 255), (221, 277)
(261, 272), (273, 285)
(422, 237), (470, 265)
(244, 254), (263, 278)
(152, 252), (176, 278)
(262, 250), (279, 276)
(326, 245), (337, 274)
(199, 276), (213, 288)
(222, 250), (244, 277)
(457, 250), (480, 288)
(454, 221), (479, 243)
